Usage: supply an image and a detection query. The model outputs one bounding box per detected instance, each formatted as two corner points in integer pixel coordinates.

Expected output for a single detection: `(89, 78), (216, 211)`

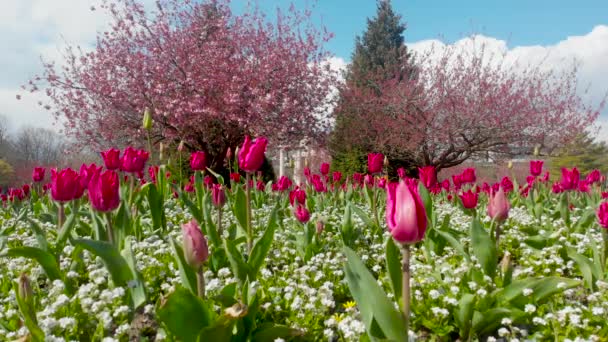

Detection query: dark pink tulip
(500, 176), (514, 193)
(441, 179), (450, 192)
(289, 188), (306, 206)
(332, 171), (342, 183)
(578, 180), (591, 193)
(184, 183), (195, 193)
(320, 163), (330, 176)
(32, 167), (45, 183)
(460, 168), (476, 184)
(586, 169), (602, 184)
(312, 175), (326, 192)
(560, 168), (580, 191)
(364, 174), (374, 187)
(22, 184), (30, 197)
(181, 220), (208, 268)
(552, 182), (563, 194)
(459, 190), (478, 209)
(377, 177), (387, 189)
(88, 169), (120, 212)
(386, 180), (427, 244)
(121, 147), (149, 173)
(452, 174), (463, 189)
(294, 204), (311, 223)
(190, 151), (207, 171)
(418, 166), (436, 189)
(487, 187), (510, 222)
(276, 176), (292, 191)
(597, 202), (608, 229)
(238, 136), (268, 172)
(397, 167), (407, 179)
(367, 153), (384, 174)
(80, 163), (101, 189)
(230, 173), (241, 183)
(100, 148), (121, 170)
(211, 184), (226, 208)
(529, 160), (543, 177)
(352, 173), (363, 185)
(51, 168), (80, 202)
(542, 171), (550, 182)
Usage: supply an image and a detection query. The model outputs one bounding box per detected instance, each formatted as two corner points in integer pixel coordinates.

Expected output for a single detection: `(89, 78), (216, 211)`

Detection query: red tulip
(121, 147), (149, 173)
(529, 160), (543, 177)
(230, 173), (241, 183)
(312, 175), (326, 192)
(320, 162), (330, 176)
(294, 204), (311, 223)
(51, 168), (81, 202)
(100, 148), (121, 170)
(452, 174), (463, 189)
(418, 166), (437, 189)
(276, 176), (292, 191)
(367, 153), (384, 174)
(211, 184), (226, 208)
(22, 184), (30, 197)
(364, 174), (374, 187)
(181, 220), (209, 268)
(386, 180), (427, 244)
(586, 169), (602, 184)
(500, 176), (514, 193)
(352, 173), (363, 185)
(597, 202), (608, 229)
(32, 167), (45, 183)
(459, 190), (478, 209)
(377, 177), (387, 189)
(487, 187), (510, 222)
(88, 169), (120, 212)
(190, 151), (207, 171)
(397, 167), (407, 179)
(238, 136), (268, 172)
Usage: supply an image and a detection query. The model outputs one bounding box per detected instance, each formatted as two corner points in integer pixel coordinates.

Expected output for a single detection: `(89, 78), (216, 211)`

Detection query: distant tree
(549, 133), (608, 178)
(0, 159), (15, 188)
(331, 0), (417, 174)
(334, 38), (603, 175)
(11, 126), (66, 166)
(29, 0), (336, 172)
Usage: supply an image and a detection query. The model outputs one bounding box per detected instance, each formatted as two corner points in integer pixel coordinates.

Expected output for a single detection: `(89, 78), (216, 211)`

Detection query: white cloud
(0, 1), (606, 142)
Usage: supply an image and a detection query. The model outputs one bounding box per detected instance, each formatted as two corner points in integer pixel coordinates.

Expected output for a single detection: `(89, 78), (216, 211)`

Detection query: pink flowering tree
(29, 0), (336, 169)
(335, 42), (604, 173)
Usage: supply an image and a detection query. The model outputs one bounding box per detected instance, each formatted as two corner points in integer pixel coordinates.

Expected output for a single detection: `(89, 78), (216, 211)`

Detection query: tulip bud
(212, 184), (226, 208)
(181, 220), (209, 269)
(487, 187), (510, 222)
(142, 107), (153, 130)
(383, 155), (389, 167)
(533, 145), (540, 156)
(159, 142), (165, 161)
(500, 252), (512, 275)
(386, 180), (427, 244)
(507, 161), (513, 169)
(316, 220), (324, 235)
(17, 273), (33, 303)
(178, 140), (185, 152)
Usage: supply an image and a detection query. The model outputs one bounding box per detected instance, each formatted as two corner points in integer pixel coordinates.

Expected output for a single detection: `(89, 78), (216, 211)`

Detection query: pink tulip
(320, 162), (330, 176)
(100, 148), (121, 170)
(294, 204), (311, 223)
(181, 220), (209, 268)
(32, 167), (45, 183)
(500, 176), (514, 193)
(238, 136), (268, 172)
(79, 163), (101, 189)
(460, 168), (476, 184)
(121, 147), (149, 173)
(276, 176), (293, 191)
(397, 167), (407, 179)
(289, 188), (306, 206)
(332, 171), (342, 183)
(88, 169), (120, 212)
(367, 153), (384, 174)
(190, 151), (207, 171)
(560, 168), (580, 191)
(598, 202), (608, 229)
(487, 187), (510, 222)
(586, 169), (602, 184)
(51, 168), (81, 203)
(529, 160), (543, 177)
(418, 166), (437, 189)
(386, 180), (427, 244)
(459, 190), (478, 209)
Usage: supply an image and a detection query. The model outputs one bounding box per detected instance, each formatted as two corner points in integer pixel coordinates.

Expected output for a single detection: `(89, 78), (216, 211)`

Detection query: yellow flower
(343, 301), (356, 310)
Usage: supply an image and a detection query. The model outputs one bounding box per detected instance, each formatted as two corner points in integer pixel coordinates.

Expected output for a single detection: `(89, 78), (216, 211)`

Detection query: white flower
(525, 304), (536, 313)
(429, 289), (440, 299)
(498, 327), (509, 336)
(522, 288), (533, 296)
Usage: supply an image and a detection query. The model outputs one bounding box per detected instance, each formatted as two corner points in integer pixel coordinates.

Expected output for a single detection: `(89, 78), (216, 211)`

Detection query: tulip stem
(495, 222), (502, 251)
(196, 267), (206, 299)
(57, 203), (65, 230)
(402, 243), (411, 337)
(217, 205), (223, 238)
(106, 212), (115, 245)
(602, 230), (608, 272)
(245, 172), (252, 254)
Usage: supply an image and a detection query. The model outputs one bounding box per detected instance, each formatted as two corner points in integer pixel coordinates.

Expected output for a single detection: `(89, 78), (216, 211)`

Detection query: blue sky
(1, 0), (607, 138)
(232, 0), (608, 60)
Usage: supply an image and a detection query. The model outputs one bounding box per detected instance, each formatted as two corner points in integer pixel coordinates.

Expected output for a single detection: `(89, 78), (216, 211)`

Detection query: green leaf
(417, 182), (434, 227)
(567, 248), (596, 290)
(232, 185), (248, 233)
(472, 308), (513, 336)
(523, 235), (550, 250)
(532, 277), (580, 302)
(343, 246), (407, 341)
(224, 239), (251, 284)
(202, 194), (222, 249)
(470, 218), (497, 278)
(248, 207), (278, 279)
(145, 183), (166, 232)
(385, 238), (402, 303)
(180, 192), (203, 223)
(340, 204), (355, 248)
(252, 323), (305, 341)
(169, 239), (197, 293)
(56, 210), (78, 250)
(455, 293), (475, 340)
(205, 167), (225, 185)
(434, 229), (471, 262)
(351, 205), (375, 229)
(158, 288), (213, 342)
(121, 238), (147, 309)
(13, 282), (45, 342)
(74, 239), (133, 287)
(5, 247), (62, 282)
(26, 218), (48, 251)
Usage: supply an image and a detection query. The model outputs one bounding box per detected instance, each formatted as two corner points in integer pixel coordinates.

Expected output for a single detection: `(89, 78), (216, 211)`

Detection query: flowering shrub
(0, 147), (607, 341)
